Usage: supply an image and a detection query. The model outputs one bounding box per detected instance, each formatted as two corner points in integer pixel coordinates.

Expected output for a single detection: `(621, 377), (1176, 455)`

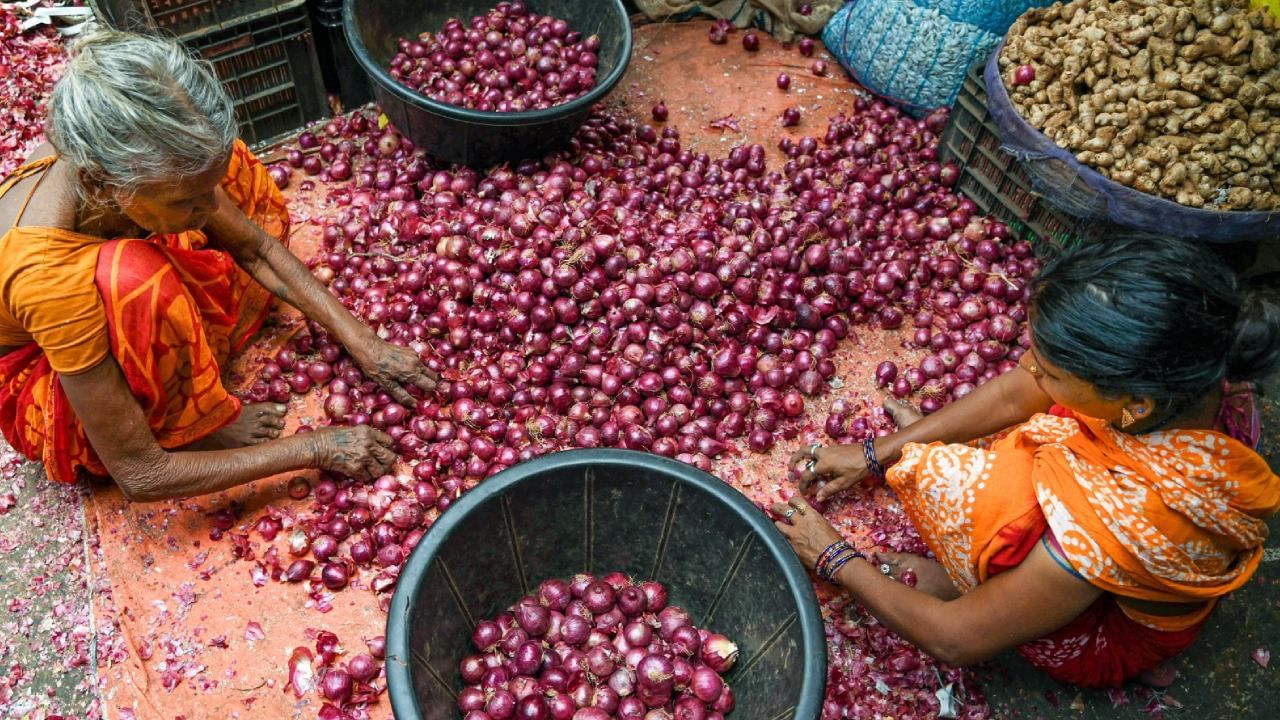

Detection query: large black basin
(343, 0), (632, 167)
(386, 449), (826, 720)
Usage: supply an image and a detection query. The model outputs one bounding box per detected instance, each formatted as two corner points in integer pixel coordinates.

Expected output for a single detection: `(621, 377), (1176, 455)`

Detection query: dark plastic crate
(940, 62), (1104, 251)
(308, 0), (371, 109)
(97, 0), (298, 40)
(189, 3), (329, 145)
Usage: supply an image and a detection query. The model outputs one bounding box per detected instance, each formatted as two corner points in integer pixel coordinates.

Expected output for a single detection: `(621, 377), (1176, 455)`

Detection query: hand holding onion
(771, 495), (845, 571)
(789, 444), (871, 501)
(350, 340), (439, 406)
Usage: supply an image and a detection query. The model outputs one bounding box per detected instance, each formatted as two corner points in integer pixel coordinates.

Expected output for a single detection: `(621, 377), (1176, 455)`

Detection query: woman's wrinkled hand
(770, 495), (846, 571)
(789, 443), (871, 502)
(353, 340), (438, 406)
(309, 426), (397, 481)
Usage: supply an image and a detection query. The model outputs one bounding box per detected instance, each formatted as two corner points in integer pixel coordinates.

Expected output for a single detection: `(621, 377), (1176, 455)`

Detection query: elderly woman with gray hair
(0, 28), (436, 500)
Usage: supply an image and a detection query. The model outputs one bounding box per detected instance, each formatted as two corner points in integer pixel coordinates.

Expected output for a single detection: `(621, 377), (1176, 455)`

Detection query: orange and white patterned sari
(887, 410), (1279, 687)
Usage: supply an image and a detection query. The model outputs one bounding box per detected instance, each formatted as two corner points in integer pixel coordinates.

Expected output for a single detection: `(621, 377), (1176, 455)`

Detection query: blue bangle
(821, 549), (864, 583)
(816, 540), (851, 572)
(863, 437), (886, 480)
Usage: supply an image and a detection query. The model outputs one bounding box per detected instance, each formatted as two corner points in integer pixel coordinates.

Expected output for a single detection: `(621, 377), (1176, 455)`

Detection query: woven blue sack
(822, 0), (1000, 115)
(911, 1), (1056, 34)
(983, 42), (1280, 243)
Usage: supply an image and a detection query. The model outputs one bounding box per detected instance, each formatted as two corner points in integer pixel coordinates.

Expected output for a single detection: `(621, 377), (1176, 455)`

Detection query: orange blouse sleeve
(9, 236), (109, 375)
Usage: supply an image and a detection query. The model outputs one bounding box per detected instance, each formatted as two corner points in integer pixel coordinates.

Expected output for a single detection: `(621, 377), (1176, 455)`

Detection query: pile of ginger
(1000, 0), (1278, 211)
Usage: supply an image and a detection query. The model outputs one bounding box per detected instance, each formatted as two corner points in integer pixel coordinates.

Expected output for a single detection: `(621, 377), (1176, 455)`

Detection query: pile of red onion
(249, 56), (1036, 718)
(0, 10), (66, 178)
(261, 98), (1032, 485)
(459, 574), (738, 720)
(387, 1), (600, 111)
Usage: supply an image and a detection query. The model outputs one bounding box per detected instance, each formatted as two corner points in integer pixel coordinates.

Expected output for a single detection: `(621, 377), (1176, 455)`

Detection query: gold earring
(1120, 408), (1136, 428)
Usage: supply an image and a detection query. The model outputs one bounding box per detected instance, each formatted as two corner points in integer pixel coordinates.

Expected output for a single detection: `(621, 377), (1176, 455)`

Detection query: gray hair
(46, 26), (238, 198)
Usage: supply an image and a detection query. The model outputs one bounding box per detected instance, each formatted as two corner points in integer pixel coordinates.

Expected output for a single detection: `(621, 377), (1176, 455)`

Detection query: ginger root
(1001, 0), (1280, 211)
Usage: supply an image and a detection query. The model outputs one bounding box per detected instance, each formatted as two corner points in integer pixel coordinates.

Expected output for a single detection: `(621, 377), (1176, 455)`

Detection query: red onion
(690, 667), (724, 703)
(348, 653), (379, 682)
(583, 581), (616, 614)
(608, 667), (637, 697)
(586, 644), (616, 676)
(710, 685), (734, 714)
(617, 586), (647, 616)
(623, 621), (653, 648)
(473, 620), (502, 651)
(549, 694), (576, 719)
(321, 668), (352, 703)
(874, 361), (898, 386)
(741, 31), (759, 51)
(518, 695), (550, 720)
(669, 625), (701, 657)
(776, 73), (791, 90)
(320, 562), (348, 589)
(618, 696), (646, 719)
(460, 654), (488, 684)
(636, 654), (674, 704)
(561, 614), (591, 646)
(1013, 64), (1036, 85)
(640, 581), (668, 612)
(657, 606), (691, 641)
(284, 559), (314, 583)
(673, 696), (706, 720)
(517, 602), (551, 637)
(286, 476), (311, 499)
(668, 658), (692, 691)
(488, 689), (516, 720)
(386, 498), (424, 529)
(699, 634), (737, 673)
(515, 642), (546, 675)
(459, 686), (487, 712)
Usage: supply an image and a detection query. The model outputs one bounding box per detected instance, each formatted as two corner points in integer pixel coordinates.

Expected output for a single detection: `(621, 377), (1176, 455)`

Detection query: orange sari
(0, 141), (288, 483)
(887, 410), (1280, 687)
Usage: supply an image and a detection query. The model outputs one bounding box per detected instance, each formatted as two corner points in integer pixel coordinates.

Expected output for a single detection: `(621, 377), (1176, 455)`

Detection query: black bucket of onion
(343, 0), (632, 167)
(386, 449), (826, 720)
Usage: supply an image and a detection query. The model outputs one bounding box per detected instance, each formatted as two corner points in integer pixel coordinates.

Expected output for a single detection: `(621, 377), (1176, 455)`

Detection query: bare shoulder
(0, 145), (77, 232)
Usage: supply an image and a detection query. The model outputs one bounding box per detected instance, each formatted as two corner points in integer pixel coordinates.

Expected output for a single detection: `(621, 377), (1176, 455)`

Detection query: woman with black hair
(774, 234), (1280, 688)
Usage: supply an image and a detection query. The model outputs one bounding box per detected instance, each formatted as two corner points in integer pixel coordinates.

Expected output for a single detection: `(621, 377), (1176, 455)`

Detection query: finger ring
(804, 459), (816, 474)
(796, 504), (807, 516)
(809, 443), (822, 460)
(880, 563), (893, 576)
(783, 508), (796, 520)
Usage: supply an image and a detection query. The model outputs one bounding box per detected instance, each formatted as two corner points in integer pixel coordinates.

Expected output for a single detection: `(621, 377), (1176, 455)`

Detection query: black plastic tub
(386, 449), (826, 720)
(343, 0), (632, 167)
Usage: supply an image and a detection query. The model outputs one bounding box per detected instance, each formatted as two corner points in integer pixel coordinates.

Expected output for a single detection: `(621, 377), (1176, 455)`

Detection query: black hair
(1030, 234), (1279, 426)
